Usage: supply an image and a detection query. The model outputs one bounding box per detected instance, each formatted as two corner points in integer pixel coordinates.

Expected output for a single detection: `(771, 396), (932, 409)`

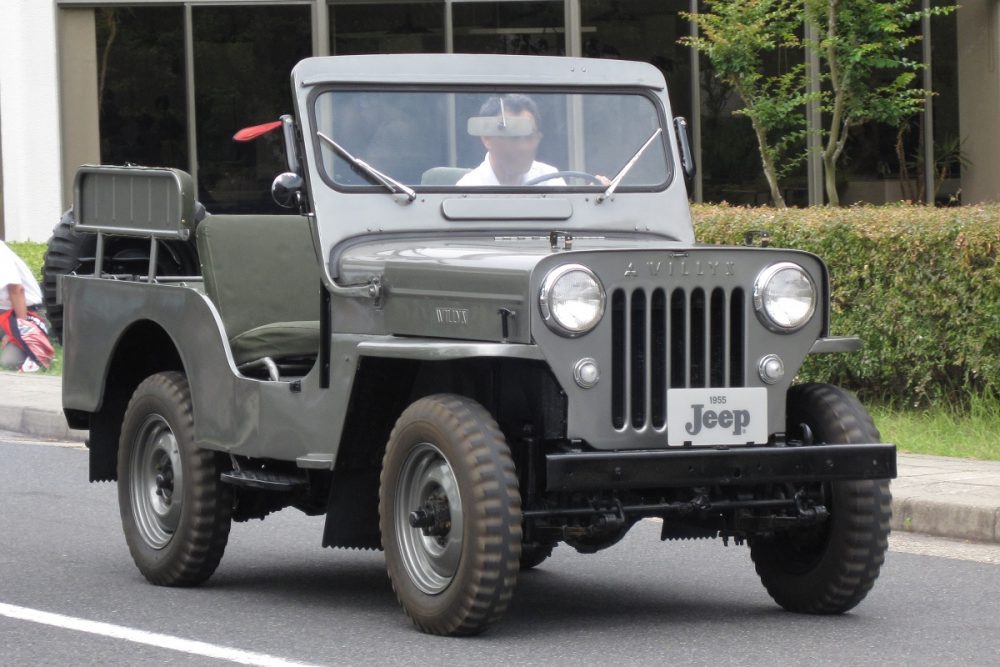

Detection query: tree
(685, 0), (955, 207)
(682, 0), (815, 208)
(807, 0), (952, 205)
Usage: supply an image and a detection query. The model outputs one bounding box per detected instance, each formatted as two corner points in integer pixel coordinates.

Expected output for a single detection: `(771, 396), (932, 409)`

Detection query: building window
(330, 2), (445, 54)
(95, 7), (187, 170)
(193, 4), (312, 214)
(452, 1), (565, 55)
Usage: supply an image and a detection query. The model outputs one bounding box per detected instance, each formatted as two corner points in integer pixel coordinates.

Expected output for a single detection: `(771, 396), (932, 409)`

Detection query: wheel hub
(395, 443), (464, 595)
(130, 414), (184, 550)
(408, 496), (452, 537)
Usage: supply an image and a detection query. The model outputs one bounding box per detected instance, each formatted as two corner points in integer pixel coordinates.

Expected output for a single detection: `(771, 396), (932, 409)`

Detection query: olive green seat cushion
(227, 321), (320, 366)
(196, 214), (321, 365)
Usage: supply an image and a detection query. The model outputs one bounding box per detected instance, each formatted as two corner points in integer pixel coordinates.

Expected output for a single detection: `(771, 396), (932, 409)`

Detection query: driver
(457, 94), (565, 187)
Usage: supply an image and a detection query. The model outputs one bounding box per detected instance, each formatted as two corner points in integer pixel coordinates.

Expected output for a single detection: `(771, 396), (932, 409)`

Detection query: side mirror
(272, 172), (303, 209)
(673, 116), (696, 186)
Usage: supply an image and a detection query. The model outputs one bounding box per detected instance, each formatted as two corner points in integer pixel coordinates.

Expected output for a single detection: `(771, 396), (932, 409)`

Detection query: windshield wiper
(317, 131), (416, 202)
(597, 127), (663, 203)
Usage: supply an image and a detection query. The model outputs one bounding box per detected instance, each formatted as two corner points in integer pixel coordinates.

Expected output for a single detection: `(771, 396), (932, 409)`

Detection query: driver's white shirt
(457, 154), (565, 186)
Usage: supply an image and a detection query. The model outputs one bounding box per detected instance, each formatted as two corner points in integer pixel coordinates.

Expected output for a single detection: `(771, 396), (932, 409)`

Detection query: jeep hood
(336, 234), (686, 343)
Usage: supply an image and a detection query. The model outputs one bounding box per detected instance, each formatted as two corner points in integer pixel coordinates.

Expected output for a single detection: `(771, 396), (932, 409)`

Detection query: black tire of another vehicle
(42, 208), (203, 342)
(750, 383), (892, 614)
(118, 371), (233, 586)
(379, 394), (522, 636)
(41, 210), (94, 343)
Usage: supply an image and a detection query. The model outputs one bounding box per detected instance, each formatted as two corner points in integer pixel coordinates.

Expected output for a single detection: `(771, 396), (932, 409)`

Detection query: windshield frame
(306, 84), (675, 196)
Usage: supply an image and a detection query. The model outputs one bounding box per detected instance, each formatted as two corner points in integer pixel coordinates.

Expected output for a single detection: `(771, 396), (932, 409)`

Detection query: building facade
(0, 0), (990, 242)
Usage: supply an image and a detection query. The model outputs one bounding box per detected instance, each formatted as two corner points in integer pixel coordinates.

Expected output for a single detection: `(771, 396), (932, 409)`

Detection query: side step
(220, 470), (308, 492)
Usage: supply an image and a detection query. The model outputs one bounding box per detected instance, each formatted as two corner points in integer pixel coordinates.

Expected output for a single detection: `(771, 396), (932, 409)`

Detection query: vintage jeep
(61, 54), (895, 636)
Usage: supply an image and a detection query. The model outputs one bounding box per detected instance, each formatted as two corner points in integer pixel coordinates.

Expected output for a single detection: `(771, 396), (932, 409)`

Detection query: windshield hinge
(549, 230), (574, 251)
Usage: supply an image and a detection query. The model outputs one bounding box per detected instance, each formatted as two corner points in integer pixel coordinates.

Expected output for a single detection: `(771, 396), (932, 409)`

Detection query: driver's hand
(596, 175), (611, 186)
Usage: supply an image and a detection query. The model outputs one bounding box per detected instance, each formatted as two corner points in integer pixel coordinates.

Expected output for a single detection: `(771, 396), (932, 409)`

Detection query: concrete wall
(958, 0), (1000, 203)
(0, 1), (63, 241)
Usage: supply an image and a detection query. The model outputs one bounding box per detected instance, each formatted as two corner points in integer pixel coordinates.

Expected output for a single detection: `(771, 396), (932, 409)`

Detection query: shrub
(693, 203), (1000, 407)
(8, 241), (45, 283)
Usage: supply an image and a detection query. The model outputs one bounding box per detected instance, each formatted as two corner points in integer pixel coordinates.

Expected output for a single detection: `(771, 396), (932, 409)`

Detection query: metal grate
(611, 287), (745, 430)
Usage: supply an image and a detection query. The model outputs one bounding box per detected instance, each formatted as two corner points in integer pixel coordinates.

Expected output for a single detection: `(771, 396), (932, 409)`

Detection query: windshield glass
(312, 89), (671, 191)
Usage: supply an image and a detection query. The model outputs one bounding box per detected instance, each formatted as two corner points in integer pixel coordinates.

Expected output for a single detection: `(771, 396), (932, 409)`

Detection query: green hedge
(8, 241), (45, 283)
(693, 204), (1000, 407)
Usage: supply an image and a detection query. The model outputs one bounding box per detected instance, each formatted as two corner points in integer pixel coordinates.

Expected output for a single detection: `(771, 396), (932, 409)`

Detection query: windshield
(312, 89), (671, 191)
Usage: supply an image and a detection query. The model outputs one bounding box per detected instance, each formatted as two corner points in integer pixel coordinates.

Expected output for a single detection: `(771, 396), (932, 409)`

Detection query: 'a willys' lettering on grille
(435, 307), (469, 325)
(624, 259), (735, 278)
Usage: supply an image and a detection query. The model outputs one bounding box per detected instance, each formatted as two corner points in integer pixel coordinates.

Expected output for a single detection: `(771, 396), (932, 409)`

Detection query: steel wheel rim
(395, 442), (463, 595)
(130, 414), (183, 550)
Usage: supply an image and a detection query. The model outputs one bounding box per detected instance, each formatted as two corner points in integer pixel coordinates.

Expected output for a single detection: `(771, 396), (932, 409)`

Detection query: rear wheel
(379, 394), (522, 636)
(118, 372), (232, 586)
(750, 383), (891, 614)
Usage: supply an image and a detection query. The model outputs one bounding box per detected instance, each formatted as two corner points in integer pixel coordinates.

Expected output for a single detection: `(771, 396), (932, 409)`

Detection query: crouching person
(0, 240), (53, 372)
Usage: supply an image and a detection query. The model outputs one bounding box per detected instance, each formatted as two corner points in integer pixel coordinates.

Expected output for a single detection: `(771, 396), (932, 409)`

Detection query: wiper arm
(597, 127), (663, 203)
(317, 131), (416, 202)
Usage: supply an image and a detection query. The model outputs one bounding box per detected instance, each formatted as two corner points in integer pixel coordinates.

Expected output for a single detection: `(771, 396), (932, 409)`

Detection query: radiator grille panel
(611, 287), (745, 430)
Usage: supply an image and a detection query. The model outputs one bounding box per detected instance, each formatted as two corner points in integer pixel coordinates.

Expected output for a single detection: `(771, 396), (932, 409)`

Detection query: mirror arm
(674, 116), (696, 184)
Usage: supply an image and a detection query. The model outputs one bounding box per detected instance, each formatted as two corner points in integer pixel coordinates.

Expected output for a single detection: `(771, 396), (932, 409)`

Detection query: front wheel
(379, 394), (522, 636)
(750, 383), (891, 614)
(117, 372), (232, 586)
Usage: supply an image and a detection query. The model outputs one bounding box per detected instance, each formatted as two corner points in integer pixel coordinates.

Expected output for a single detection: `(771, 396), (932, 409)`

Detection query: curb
(891, 497), (999, 544)
(0, 405), (87, 442)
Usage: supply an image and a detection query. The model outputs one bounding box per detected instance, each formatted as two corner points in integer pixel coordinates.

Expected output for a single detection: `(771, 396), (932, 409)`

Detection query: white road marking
(0, 430), (87, 449)
(0, 602), (323, 667)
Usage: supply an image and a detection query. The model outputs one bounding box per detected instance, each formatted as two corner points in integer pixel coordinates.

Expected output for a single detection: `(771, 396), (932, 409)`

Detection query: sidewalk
(2, 372), (998, 544)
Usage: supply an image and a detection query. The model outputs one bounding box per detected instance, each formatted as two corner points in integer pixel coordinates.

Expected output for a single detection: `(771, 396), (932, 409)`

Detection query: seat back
(196, 214), (321, 338)
(420, 167), (471, 186)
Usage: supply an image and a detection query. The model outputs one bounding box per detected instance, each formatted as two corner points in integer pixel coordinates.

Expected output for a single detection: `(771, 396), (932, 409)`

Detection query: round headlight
(753, 262), (817, 332)
(539, 264), (606, 337)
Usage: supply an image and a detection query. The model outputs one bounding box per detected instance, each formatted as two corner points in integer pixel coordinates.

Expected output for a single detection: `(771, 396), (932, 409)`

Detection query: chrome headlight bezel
(753, 262), (817, 333)
(539, 264), (606, 337)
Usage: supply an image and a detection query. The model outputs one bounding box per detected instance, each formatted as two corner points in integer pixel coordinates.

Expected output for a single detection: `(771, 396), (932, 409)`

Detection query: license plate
(666, 388), (768, 446)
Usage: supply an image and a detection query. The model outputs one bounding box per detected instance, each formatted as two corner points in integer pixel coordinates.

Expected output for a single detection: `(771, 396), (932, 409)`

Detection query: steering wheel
(524, 171), (605, 186)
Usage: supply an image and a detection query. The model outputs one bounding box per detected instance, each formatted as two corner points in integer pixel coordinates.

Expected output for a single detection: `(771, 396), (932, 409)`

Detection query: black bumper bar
(545, 444), (897, 493)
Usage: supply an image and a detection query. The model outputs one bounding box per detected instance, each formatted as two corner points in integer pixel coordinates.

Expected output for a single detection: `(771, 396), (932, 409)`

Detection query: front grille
(611, 287), (745, 430)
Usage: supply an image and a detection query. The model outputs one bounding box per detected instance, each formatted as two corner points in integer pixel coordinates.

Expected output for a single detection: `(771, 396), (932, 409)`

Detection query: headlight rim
(539, 263), (606, 337)
(753, 261), (817, 333)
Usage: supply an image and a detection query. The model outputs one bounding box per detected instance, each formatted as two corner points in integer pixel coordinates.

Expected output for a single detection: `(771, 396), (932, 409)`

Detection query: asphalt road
(2, 433), (999, 666)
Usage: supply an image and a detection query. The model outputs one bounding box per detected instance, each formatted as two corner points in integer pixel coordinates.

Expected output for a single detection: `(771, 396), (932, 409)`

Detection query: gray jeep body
(61, 54), (895, 632)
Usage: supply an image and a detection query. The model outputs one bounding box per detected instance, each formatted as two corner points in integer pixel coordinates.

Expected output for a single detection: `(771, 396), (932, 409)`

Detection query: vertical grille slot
(630, 290), (647, 428)
(710, 288), (726, 387)
(669, 289), (686, 389)
(611, 289), (626, 429)
(650, 288), (667, 429)
(689, 288), (706, 387)
(730, 288), (745, 386)
(610, 284), (747, 432)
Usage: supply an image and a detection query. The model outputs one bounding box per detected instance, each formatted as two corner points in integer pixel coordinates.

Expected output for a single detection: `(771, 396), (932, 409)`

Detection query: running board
(220, 470), (308, 492)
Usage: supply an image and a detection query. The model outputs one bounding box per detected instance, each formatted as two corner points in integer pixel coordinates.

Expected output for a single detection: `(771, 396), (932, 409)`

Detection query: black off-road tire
(519, 542), (555, 570)
(41, 210), (92, 343)
(379, 394), (522, 636)
(118, 372), (233, 586)
(750, 383), (891, 614)
(42, 207), (203, 342)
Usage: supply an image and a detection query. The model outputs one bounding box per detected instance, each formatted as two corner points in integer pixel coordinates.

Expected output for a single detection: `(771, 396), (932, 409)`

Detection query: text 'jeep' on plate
(59, 54), (896, 636)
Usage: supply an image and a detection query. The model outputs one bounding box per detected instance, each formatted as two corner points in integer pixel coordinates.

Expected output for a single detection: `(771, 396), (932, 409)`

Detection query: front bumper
(545, 443), (897, 492)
